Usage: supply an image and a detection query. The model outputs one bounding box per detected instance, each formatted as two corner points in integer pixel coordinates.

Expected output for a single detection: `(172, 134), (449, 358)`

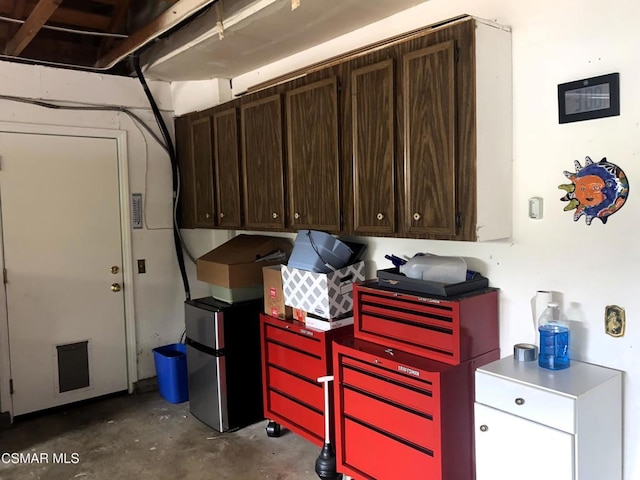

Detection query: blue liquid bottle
(537, 302), (570, 370)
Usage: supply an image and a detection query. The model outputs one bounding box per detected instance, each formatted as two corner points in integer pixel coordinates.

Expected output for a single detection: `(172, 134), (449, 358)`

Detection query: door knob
(480, 425), (488, 432)
(111, 283), (122, 292)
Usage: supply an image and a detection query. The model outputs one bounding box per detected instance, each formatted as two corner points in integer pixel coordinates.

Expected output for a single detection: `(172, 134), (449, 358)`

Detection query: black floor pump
(315, 375), (341, 480)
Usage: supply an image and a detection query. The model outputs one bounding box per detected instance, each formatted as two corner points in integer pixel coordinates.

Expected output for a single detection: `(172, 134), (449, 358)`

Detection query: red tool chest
(259, 313), (353, 446)
(333, 337), (499, 480)
(353, 281), (499, 365)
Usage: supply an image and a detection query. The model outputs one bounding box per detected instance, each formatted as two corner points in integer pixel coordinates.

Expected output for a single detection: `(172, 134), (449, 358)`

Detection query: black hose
(133, 55), (191, 301)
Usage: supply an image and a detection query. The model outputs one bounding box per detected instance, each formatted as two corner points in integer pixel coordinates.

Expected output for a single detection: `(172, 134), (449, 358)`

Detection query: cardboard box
(196, 234), (292, 289)
(263, 265), (293, 319)
(282, 261), (366, 319)
(293, 308), (307, 323)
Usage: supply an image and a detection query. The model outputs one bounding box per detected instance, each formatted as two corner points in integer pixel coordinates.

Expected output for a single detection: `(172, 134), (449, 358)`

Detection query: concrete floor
(0, 392), (323, 480)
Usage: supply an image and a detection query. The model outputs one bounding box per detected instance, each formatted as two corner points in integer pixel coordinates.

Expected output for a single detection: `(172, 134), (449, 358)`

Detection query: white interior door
(0, 131), (128, 416)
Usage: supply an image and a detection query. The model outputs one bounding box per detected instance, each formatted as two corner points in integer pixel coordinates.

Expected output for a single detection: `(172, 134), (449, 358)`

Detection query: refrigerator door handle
(185, 337), (225, 357)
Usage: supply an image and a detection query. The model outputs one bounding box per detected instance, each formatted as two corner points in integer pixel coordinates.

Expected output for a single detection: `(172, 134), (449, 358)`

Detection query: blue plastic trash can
(152, 343), (189, 404)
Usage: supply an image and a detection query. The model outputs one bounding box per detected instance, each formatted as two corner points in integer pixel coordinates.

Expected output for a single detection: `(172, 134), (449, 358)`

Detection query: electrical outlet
(137, 259), (146, 274)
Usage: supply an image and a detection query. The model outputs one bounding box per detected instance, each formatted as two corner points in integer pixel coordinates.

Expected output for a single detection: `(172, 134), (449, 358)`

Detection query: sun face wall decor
(558, 156), (629, 225)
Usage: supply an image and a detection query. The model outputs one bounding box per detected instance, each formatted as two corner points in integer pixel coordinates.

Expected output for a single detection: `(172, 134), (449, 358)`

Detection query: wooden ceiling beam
(95, 0), (215, 69)
(49, 7), (111, 31)
(4, 0), (63, 57)
(99, 0), (131, 55)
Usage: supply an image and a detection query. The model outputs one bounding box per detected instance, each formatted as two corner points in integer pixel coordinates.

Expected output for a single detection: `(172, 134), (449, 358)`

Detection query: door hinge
(9, 379), (13, 395)
(456, 213), (462, 229)
(455, 47), (460, 63)
(2, 268), (6, 284)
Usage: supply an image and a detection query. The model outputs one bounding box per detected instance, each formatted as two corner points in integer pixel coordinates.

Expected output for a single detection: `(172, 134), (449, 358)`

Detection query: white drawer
(475, 370), (576, 433)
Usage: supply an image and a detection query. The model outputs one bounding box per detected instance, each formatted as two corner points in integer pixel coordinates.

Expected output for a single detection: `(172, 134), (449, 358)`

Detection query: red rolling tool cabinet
(332, 282), (500, 479)
(259, 313), (353, 446)
(333, 338), (499, 480)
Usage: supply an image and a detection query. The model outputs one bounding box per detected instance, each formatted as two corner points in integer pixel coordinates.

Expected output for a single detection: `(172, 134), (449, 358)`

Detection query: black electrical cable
(133, 55), (191, 301)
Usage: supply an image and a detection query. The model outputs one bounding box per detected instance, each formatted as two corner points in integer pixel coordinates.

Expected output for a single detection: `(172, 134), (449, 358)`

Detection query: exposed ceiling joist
(94, 0), (215, 69)
(49, 7), (111, 31)
(4, 0), (62, 56)
(98, 0), (132, 55)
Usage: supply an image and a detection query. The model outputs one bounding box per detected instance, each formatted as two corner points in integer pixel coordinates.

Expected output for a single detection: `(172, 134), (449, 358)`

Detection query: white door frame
(0, 121), (138, 416)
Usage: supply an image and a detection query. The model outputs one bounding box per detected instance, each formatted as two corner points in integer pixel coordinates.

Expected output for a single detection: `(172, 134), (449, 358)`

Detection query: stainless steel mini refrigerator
(184, 296), (263, 432)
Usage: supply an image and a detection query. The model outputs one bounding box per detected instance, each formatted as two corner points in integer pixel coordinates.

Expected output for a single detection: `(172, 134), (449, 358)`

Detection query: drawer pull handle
(384, 348), (394, 356)
(515, 398), (525, 406)
(480, 425), (488, 432)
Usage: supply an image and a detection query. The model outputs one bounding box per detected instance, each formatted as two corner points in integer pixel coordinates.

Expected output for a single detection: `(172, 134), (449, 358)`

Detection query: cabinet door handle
(515, 398), (525, 406)
(272, 212), (279, 219)
(219, 212), (225, 219)
(413, 212), (421, 221)
(376, 212), (385, 220)
(294, 212), (300, 219)
(479, 425), (488, 432)
(205, 213), (211, 219)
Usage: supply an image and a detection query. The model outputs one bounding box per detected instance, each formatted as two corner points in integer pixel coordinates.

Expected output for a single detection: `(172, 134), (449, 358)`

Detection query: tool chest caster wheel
(266, 421), (281, 437)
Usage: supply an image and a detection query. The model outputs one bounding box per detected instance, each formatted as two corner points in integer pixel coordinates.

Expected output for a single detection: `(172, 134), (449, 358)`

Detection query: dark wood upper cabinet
(174, 17), (512, 241)
(190, 116), (216, 228)
(175, 114), (195, 229)
(241, 94), (286, 229)
(286, 77), (341, 231)
(351, 59), (396, 234)
(213, 106), (242, 229)
(402, 40), (456, 236)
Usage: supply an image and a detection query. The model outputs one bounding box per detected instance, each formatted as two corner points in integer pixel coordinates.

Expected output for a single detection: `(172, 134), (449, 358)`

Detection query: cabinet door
(474, 403), (574, 480)
(213, 107), (242, 229)
(403, 40), (457, 236)
(190, 116), (215, 228)
(175, 115), (195, 228)
(241, 94), (286, 229)
(286, 77), (340, 230)
(351, 60), (396, 233)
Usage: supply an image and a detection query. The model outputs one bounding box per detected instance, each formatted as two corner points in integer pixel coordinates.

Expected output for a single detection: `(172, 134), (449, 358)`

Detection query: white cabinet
(475, 356), (622, 480)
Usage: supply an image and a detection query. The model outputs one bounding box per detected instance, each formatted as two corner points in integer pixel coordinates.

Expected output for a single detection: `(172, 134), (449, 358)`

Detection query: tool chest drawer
(267, 365), (324, 411)
(353, 282), (499, 365)
(342, 417), (438, 480)
(260, 313), (353, 446)
(333, 337), (499, 480)
(340, 355), (436, 416)
(264, 323), (323, 357)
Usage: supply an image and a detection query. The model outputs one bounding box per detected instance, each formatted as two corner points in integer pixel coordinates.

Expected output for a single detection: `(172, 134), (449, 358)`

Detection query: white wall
(175, 0), (640, 477)
(0, 61), (213, 385)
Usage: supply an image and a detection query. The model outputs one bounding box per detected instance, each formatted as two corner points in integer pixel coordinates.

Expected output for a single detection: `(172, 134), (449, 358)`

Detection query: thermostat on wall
(558, 72), (620, 124)
(529, 197), (543, 219)
(131, 193), (143, 229)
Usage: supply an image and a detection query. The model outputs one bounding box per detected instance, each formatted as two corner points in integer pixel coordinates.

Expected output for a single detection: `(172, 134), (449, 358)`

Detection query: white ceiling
(140, 0), (428, 81)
